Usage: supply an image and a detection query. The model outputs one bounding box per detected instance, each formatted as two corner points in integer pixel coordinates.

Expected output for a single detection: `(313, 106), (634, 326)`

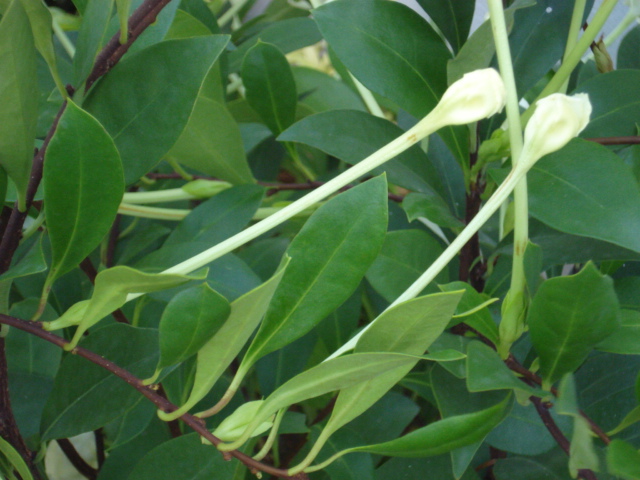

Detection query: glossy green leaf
(347, 394), (510, 457)
(527, 139), (640, 254)
(157, 283), (230, 370)
(46, 266), (205, 348)
(83, 35), (229, 184)
(577, 70), (640, 139)
(128, 434), (234, 480)
(163, 184), (264, 247)
(0, 437), (32, 480)
(315, 292), (463, 454)
(41, 324), (159, 440)
(228, 17), (322, 72)
(241, 175), (388, 370)
(73, 0), (114, 86)
(415, 0), (474, 53)
(466, 342), (541, 397)
(439, 281), (500, 345)
(0, 0), (38, 209)
(44, 100), (124, 282)
(293, 66), (366, 113)
(314, 0), (467, 163)
(0, 233), (46, 282)
(162, 260), (289, 421)
(366, 229), (446, 303)
(528, 263), (620, 385)
(166, 96), (255, 184)
(279, 110), (445, 198)
(597, 310), (640, 355)
(242, 41), (296, 135)
(608, 439), (640, 480)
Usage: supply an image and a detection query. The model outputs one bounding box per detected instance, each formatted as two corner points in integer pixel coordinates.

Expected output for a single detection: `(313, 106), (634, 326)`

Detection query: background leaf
(44, 100), (124, 281)
(415, 0), (474, 53)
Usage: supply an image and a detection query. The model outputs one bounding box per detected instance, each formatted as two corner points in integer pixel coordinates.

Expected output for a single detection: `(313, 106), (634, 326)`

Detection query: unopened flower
(423, 68), (506, 130)
(211, 400), (273, 443)
(624, 0), (640, 18)
(521, 93), (592, 165)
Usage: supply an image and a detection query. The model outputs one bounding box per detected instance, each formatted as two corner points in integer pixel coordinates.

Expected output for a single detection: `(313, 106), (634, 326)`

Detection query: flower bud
(425, 68), (506, 128)
(212, 400), (273, 443)
(624, 0), (640, 18)
(592, 38), (614, 73)
(521, 93), (592, 165)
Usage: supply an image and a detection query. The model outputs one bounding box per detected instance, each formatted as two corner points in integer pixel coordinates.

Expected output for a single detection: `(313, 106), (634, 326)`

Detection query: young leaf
(607, 439), (640, 480)
(45, 266), (206, 349)
(166, 96), (255, 184)
(239, 175), (388, 374)
(528, 263), (620, 385)
(83, 35), (230, 184)
(159, 259), (289, 421)
(157, 283), (230, 370)
(242, 41), (297, 135)
(0, 437), (32, 480)
(44, 100), (124, 283)
(0, 0), (38, 210)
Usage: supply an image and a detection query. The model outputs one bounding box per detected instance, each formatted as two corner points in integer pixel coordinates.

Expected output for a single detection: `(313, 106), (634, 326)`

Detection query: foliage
(0, 0), (640, 479)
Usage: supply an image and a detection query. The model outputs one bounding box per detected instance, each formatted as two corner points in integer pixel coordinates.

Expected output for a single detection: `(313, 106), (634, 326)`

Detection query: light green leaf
(606, 405), (640, 437)
(0, 0), (38, 210)
(44, 100), (124, 283)
(115, 0), (130, 44)
(528, 263), (620, 385)
(45, 266), (206, 349)
(166, 96), (255, 184)
(158, 259), (288, 421)
(83, 35), (230, 184)
(240, 176), (388, 373)
(0, 436), (32, 480)
(157, 283), (230, 370)
(242, 41), (296, 135)
(607, 439), (640, 480)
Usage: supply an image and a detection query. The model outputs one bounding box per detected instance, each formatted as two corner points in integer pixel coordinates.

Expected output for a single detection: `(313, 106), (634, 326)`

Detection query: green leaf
(313, 0), (467, 163)
(166, 96), (255, 184)
(165, 9), (211, 39)
(597, 310), (640, 355)
(0, 0), (38, 210)
(161, 259), (289, 421)
(466, 342), (541, 397)
(241, 175), (388, 371)
(526, 139), (640, 254)
(439, 281), (500, 345)
(242, 41), (296, 135)
(0, 233), (46, 282)
(618, 26), (640, 70)
(606, 405), (640, 437)
(157, 283), (230, 370)
(293, 66), (366, 113)
(0, 437), (32, 480)
(41, 324), (159, 440)
(279, 110), (446, 198)
(73, 0), (114, 86)
(83, 35), (230, 184)
(608, 439), (640, 480)
(44, 100), (124, 282)
(128, 434), (234, 480)
(313, 292), (463, 457)
(493, 452), (573, 480)
(528, 263), (621, 385)
(577, 70), (640, 139)
(366, 229), (446, 303)
(415, 0), (474, 53)
(347, 394), (511, 457)
(46, 266), (205, 349)
(402, 192), (463, 229)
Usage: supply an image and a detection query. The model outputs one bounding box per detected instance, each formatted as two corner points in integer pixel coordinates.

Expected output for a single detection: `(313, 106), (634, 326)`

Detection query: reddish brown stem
(586, 136), (640, 145)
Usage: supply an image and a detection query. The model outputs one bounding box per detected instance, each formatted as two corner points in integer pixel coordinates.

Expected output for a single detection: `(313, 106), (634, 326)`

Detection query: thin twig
(0, 313), (308, 480)
(586, 136), (640, 145)
(56, 438), (98, 480)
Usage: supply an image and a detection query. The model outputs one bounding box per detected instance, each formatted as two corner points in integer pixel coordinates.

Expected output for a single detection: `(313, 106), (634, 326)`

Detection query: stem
(122, 188), (198, 204)
(349, 73), (385, 118)
(218, 0), (251, 27)
(0, 313), (308, 480)
(253, 408), (286, 461)
(118, 203), (191, 220)
(561, 0), (587, 93)
(521, 0), (618, 125)
(52, 20), (76, 59)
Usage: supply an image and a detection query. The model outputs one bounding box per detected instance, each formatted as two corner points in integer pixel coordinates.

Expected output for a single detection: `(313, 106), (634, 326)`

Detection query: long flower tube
(328, 93), (592, 361)
(123, 68), (507, 302)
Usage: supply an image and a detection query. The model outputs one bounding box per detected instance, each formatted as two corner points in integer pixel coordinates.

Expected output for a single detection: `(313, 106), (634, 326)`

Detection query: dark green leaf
(44, 100), (124, 281)
(366, 229), (446, 303)
(0, 233), (46, 282)
(41, 324), (159, 440)
(528, 263), (620, 385)
(241, 175), (388, 369)
(597, 310), (640, 355)
(84, 35), (230, 184)
(293, 66), (366, 113)
(493, 452), (572, 480)
(242, 41), (296, 135)
(618, 26), (640, 70)
(402, 192), (463, 229)
(157, 283), (230, 370)
(73, 0), (114, 86)
(0, 0), (38, 209)
(166, 96), (255, 184)
(415, 0), (474, 53)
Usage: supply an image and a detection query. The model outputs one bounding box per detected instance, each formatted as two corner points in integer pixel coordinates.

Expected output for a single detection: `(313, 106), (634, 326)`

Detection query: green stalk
(521, 0), (618, 125)
(122, 188), (198, 204)
(561, 0), (588, 93)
